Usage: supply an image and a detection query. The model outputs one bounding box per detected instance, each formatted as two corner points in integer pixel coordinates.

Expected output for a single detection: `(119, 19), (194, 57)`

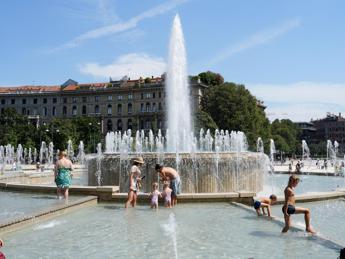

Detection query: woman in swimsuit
(125, 157), (144, 208)
(282, 175), (316, 233)
(54, 150), (73, 199)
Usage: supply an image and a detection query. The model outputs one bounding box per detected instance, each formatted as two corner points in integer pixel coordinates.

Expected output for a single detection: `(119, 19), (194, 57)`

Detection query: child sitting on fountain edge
(253, 194), (277, 218)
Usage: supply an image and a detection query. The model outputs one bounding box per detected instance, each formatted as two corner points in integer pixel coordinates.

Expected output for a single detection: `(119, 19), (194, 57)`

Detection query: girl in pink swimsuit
(150, 182), (162, 209)
(162, 182), (172, 208)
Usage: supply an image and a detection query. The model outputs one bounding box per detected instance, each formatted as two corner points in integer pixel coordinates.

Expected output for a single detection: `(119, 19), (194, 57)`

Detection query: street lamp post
(89, 122), (92, 153)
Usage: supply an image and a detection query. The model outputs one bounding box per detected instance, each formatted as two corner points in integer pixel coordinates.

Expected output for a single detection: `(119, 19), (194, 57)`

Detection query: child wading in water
(282, 175), (316, 234)
(253, 194), (277, 218)
(162, 182), (172, 208)
(150, 182), (162, 209)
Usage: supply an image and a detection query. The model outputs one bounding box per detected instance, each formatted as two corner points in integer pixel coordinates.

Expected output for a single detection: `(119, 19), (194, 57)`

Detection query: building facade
(0, 76), (206, 134)
(312, 113), (345, 154)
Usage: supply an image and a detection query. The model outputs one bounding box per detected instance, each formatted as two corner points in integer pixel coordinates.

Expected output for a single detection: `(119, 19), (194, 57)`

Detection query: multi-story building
(0, 76), (206, 134)
(312, 113), (345, 154)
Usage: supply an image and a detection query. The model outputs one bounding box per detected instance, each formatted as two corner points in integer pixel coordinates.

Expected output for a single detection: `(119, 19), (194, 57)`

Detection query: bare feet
(306, 227), (316, 234)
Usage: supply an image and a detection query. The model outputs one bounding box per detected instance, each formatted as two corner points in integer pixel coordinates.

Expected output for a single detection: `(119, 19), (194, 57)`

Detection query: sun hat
(133, 157), (144, 164)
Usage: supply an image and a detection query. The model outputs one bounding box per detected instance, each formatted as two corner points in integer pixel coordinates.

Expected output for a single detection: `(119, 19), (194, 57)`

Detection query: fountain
(67, 139), (74, 160)
(302, 140), (310, 161)
(87, 14), (268, 193)
(77, 141), (86, 164)
(256, 137), (264, 153)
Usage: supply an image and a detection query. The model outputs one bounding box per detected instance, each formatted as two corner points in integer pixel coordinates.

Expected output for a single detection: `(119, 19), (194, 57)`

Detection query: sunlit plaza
(1, 1), (345, 258)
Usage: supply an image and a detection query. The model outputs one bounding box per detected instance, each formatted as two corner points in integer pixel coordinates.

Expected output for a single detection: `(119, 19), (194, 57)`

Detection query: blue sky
(1, 0), (345, 121)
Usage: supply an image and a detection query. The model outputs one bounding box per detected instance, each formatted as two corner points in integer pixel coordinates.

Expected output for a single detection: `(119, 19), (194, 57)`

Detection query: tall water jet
(166, 14), (192, 152)
(256, 137), (264, 153)
(269, 139), (276, 163)
(302, 140), (310, 160)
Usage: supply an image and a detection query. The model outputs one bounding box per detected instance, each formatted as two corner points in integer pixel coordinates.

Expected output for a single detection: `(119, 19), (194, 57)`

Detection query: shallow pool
(0, 191), (81, 224)
(1, 203), (339, 258)
(259, 174), (345, 196)
(271, 199), (345, 245)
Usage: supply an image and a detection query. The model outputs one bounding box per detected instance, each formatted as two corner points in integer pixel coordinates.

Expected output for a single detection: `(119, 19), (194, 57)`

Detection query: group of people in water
(255, 174), (316, 234)
(52, 152), (316, 234)
(125, 157), (181, 209)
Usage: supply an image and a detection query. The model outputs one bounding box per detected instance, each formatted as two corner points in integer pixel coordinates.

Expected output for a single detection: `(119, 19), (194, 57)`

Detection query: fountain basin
(88, 152), (267, 193)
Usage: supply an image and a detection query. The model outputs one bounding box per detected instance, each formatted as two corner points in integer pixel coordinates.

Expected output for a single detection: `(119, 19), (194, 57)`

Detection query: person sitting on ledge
(282, 175), (316, 234)
(54, 150), (73, 199)
(155, 164), (181, 206)
(253, 194), (277, 218)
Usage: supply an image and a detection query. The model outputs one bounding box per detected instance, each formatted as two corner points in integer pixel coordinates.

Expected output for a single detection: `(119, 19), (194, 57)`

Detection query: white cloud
(247, 81), (345, 121)
(52, 0), (187, 51)
(210, 18), (301, 65)
(79, 53), (166, 79)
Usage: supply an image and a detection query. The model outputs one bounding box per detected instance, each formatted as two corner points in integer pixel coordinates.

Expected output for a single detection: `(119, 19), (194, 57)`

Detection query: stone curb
(0, 196), (97, 235)
(231, 202), (344, 251)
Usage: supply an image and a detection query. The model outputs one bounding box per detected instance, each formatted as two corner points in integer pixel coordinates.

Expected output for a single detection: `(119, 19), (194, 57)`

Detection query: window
(140, 103), (144, 112)
(82, 97), (87, 103)
(72, 106), (77, 116)
(52, 107), (56, 116)
(95, 105), (99, 114)
(157, 120), (162, 129)
(22, 107), (26, 115)
(1, 99), (5, 105)
(95, 96), (99, 102)
(117, 119), (123, 131)
(128, 103), (132, 114)
(117, 104), (122, 114)
(107, 119), (113, 131)
(63, 106), (67, 115)
(33, 98), (37, 104)
(22, 99), (26, 104)
(63, 98), (67, 104)
(146, 102), (150, 112)
(128, 93), (133, 100)
(140, 120), (144, 129)
(43, 98), (47, 104)
(152, 103), (156, 112)
(117, 95), (123, 101)
(127, 119), (133, 130)
(145, 93), (151, 99)
(153, 92), (155, 98)
(27, 109), (30, 115)
(145, 119), (151, 129)
(72, 97), (77, 103)
(11, 99), (15, 104)
(82, 105), (87, 115)
(53, 98), (57, 104)
(159, 92), (161, 98)
(107, 96), (112, 101)
(43, 107), (47, 117)
(159, 103), (162, 110)
(33, 108), (37, 115)
(141, 93), (144, 100)
(107, 105), (112, 115)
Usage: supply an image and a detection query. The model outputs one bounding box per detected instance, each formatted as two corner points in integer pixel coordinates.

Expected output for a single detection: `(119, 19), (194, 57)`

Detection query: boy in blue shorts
(253, 194), (277, 218)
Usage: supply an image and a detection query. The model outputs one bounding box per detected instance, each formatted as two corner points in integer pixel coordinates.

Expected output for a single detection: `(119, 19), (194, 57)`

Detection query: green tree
(271, 119), (301, 155)
(198, 71), (224, 86)
(201, 82), (270, 149)
(194, 110), (218, 133)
